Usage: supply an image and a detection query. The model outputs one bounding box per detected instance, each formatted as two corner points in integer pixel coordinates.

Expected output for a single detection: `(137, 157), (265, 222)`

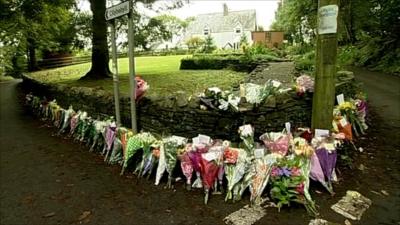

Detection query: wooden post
(311, 0), (338, 130)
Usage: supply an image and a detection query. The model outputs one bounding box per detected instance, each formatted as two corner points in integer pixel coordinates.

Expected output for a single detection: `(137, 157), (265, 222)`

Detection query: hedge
(180, 54), (285, 72)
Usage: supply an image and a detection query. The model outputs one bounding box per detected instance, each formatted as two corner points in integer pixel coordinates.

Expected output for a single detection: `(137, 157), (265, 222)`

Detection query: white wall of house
(188, 30), (252, 49)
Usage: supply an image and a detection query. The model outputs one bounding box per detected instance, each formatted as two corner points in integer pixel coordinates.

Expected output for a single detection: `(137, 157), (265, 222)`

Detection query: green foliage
(244, 43), (279, 57)
(180, 53), (282, 72)
(180, 55), (240, 70)
(271, 0), (318, 44)
(185, 36), (205, 51)
(0, 0), (79, 73)
(273, 0), (400, 74)
(199, 36), (217, 53)
(293, 51), (315, 73)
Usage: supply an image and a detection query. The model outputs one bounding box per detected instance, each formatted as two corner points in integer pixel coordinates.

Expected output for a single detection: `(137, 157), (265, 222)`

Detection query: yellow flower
(337, 101), (356, 111)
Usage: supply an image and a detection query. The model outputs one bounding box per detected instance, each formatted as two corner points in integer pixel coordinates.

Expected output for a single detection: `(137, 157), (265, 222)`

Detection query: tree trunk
(81, 0), (111, 80)
(27, 37), (38, 72)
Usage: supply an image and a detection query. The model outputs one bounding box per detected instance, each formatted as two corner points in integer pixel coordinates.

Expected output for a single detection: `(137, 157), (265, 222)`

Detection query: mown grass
(28, 55), (246, 97)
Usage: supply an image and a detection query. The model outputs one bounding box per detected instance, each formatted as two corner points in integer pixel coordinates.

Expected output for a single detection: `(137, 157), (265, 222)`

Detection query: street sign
(105, 1), (130, 21)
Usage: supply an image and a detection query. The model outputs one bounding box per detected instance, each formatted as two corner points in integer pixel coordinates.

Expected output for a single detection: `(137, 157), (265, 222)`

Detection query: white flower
(239, 124), (253, 137)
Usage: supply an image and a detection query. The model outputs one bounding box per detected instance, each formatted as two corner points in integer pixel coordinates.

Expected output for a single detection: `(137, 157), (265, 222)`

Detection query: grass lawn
(28, 55), (246, 97)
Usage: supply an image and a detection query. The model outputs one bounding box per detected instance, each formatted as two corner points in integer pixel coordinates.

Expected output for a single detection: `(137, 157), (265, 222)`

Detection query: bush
(244, 43), (279, 57)
(293, 50), (315, 73)
(180, 53), (283, 72)
(180, 55), (240, 70)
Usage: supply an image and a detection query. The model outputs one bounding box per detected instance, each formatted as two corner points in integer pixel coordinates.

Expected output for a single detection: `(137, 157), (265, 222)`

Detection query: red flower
(223, 148), (238, 164)
(296, 182), (305, 195)
(291, 167), (301, 176)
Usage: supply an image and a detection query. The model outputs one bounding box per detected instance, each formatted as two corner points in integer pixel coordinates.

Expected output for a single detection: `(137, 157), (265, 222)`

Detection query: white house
(184, 4), (257, 49)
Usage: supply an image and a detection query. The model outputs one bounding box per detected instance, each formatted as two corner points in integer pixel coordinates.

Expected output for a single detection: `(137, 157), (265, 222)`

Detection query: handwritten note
(318, 5), (339, 34)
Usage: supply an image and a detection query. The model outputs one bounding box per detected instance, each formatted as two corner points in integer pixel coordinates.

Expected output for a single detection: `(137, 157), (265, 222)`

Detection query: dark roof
(186, 9), (256, 34)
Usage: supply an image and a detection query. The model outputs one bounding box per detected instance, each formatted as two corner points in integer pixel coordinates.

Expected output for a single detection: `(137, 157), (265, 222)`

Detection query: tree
(185, 36), (205, 51)
(81, 0), (187, 80)
(0, 0), (76, 73)
(271, 0), (318, 44)
(201, 36), (217, 53)
(80, 0), (111, 80)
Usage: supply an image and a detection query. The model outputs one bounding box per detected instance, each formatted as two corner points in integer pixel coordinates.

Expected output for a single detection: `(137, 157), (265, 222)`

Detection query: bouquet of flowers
(121, 132), (156, 175)
(355, 93), (368, 131)
(163, 136), (187, 188)
(260, 131), (290, 157)
(135, 76), (149, 101)
(135, 138), (159, 177)
(103, 122), (117, 157)
(179, 144), (194, 190)
(311, 137), (338, 194)
(336, 100), (365, 136)
(199, 87), (223, 110)
(270, 156), (318, 216)
(200, 148), (223, 204)
(134, 133), (158, 177)
(249, 151), (278, 205)
(139, 141), (161, 178)
(241, 80), (282, 104)
(218, 93), (240, 112)
(89, 120), (108, 152)
(69, 111), (82, 136)
(332, 113), (353, 141)
(108, 137), (123, 165)
(58, 106), (75, 134)
(224, 148), (249, 202)
(295, 75), (314, 96)
(188, 134), (212, 188)
(238, 124), (255, 153)
(292, 137), (314, 157)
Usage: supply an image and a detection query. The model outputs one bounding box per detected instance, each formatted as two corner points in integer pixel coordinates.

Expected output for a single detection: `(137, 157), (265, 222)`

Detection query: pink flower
(271, 167), (280, 177)
(291, 167), (301, 176)
(296, 182), (305, 194)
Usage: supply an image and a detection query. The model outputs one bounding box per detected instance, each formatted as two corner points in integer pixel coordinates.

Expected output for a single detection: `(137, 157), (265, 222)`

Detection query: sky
(78, 0), (280, 30)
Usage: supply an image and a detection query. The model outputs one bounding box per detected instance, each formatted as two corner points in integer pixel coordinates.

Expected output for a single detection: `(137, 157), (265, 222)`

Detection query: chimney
(223, 3), (228, 16)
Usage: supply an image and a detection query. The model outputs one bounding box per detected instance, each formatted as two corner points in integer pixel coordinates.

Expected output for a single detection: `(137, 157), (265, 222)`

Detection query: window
(235, 28), (241, 34)
(204, 28), (209, 35)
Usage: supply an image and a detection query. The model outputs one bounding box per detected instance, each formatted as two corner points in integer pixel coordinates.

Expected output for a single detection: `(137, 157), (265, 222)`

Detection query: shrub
(293, 50), (315, 73)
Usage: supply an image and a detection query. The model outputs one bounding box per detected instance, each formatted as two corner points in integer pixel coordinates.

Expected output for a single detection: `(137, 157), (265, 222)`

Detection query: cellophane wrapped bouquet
(188, 134), (212, 189)
(200, 142), (225, 204)
(160, 136), (187, 188)
(270, 155), (318, 216)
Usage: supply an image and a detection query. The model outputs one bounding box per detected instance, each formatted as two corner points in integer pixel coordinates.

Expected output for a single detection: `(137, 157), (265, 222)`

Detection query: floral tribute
(24, 86), (369, 217)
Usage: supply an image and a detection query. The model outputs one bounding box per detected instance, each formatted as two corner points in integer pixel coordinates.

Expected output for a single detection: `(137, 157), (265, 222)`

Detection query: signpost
(311, 0), (338, 130)
(110, 19), (121, 126)
(105, 1), (137, 132)
(127, 0), (138, 133)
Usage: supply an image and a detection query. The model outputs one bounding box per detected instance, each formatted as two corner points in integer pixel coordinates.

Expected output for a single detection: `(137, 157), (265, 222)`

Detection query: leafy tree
(271, 0), (318, 44)
(272, 0), (400, 73)
(200, 36), (216, 53)
(81, 0), (187, 80)
(0, 0), (76, 72)
(185, 36), (205, 50)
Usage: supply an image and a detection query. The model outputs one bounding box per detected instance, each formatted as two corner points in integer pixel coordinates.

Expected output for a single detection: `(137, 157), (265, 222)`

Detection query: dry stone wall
(21, 72), (357, 141)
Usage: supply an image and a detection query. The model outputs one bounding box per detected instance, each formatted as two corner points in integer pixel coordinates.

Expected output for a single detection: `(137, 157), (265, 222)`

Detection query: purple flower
(281, 167), (291, 177)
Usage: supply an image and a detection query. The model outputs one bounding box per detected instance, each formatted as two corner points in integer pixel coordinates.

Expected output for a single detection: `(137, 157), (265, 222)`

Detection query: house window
(235, 27), (241, 34)
(204, 28), (209, 35)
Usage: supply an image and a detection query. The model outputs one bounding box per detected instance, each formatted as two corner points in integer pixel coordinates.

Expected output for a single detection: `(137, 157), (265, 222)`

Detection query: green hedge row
(180, 54), (284, 72)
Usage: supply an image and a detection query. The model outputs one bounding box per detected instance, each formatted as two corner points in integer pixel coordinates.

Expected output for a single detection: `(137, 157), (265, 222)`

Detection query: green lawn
(28, 55), (246, 97)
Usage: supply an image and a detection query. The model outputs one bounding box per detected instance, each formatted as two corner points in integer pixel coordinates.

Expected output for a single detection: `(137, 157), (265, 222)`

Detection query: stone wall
(21, 72), (357, 141)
